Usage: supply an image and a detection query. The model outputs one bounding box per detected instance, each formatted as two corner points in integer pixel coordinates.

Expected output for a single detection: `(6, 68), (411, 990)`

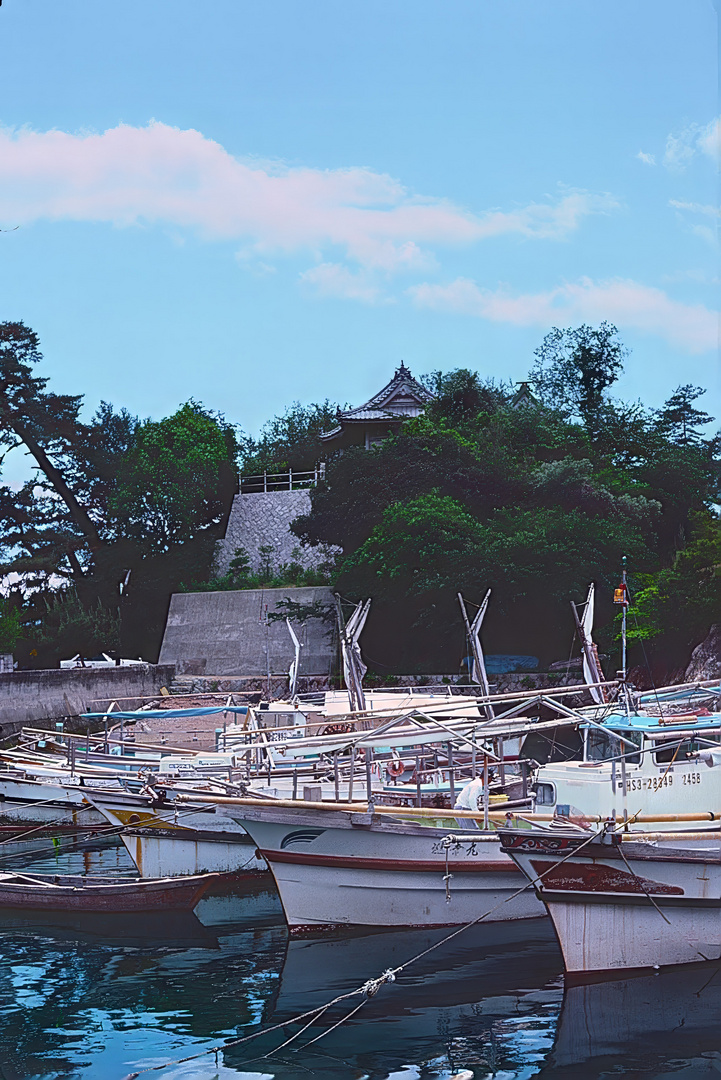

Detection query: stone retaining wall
(216, 490), (336, 574)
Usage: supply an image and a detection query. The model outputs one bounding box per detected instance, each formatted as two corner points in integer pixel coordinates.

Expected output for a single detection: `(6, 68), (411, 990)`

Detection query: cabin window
(653, 739), (701, 764)
(586, 728), (641, 764)
(535, 782), (556, 806)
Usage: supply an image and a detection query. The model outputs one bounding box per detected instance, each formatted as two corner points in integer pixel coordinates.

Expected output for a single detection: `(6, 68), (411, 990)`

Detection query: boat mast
(614, 555), (631, 719)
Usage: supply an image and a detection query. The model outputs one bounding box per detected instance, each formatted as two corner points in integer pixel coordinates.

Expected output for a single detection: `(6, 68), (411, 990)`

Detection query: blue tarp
(82, 706), (249, 720)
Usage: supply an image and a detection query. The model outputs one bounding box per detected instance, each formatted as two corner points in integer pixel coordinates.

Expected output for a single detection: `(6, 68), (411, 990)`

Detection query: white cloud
(669, 199), (720, 217)
(663, 116), (720, 171)
(698, 117), (721, 161)
(407, 276), (719, 354)
(0, 121), (617, 272)
(300, 262), (387, 303)
(669, 199), (719, 246)
(636, 151), (656, 166)
(690, 224), (718, 246)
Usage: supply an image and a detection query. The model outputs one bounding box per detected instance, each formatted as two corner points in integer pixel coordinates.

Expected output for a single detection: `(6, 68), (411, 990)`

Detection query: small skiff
(0, 870), (216, 911)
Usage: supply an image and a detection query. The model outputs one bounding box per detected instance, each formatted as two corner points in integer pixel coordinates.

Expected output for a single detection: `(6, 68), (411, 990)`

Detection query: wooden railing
(239, 464), (326, 493)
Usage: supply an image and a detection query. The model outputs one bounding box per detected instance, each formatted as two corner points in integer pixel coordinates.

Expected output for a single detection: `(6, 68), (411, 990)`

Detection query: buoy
(386, 758), (405, 779)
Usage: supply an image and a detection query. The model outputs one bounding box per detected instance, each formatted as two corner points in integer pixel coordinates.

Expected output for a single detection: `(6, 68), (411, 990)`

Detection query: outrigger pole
(335, 595), (371, 713)
(458, 590), (494, 720)
(570, 583), (606, 705)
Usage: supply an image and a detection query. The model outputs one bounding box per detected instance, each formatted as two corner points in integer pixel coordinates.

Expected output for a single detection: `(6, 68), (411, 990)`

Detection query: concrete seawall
(159, 587), (335, 677)
(0, 664), (176, 736)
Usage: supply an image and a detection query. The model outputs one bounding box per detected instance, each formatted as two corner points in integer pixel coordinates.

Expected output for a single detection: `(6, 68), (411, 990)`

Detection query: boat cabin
(533, 711), (721, 823)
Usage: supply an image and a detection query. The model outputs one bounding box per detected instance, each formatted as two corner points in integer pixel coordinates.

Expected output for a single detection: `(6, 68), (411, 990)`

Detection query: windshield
(586, 728), (641, 764)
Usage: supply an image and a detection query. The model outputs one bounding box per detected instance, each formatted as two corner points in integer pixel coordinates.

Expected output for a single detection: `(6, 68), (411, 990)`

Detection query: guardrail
(239, 464), (325, 493)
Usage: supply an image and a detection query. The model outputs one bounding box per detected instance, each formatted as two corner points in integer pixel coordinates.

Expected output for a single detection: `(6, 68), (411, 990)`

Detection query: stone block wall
(215, 491), (336, 575)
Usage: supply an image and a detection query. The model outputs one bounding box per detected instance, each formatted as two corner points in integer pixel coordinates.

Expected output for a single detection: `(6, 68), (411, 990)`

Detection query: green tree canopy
(110, 401), (237, 554)
(529, 322), (627, 436)
(239, 399), (342, 474)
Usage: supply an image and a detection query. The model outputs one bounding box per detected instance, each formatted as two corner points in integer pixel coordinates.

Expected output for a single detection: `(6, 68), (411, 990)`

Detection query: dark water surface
(0, 846), (720, 1079)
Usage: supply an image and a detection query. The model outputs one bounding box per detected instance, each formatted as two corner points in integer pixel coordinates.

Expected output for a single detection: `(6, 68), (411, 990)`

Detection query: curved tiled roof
(319, 363), (433, 441)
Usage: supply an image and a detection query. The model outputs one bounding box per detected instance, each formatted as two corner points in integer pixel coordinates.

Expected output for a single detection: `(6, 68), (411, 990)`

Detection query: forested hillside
(0, 318), (717, 674)
(293, 326), (721, 673)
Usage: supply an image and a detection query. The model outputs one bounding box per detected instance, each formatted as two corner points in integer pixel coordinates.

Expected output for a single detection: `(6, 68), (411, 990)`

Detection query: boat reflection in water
(255, 919), (563, 1079)
(0, 877), (563, 1080)
(544, 962), (721, 1078)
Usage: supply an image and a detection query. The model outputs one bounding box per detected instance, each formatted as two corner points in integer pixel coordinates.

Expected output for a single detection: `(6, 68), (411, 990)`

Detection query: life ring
(386, 758), (405, 779)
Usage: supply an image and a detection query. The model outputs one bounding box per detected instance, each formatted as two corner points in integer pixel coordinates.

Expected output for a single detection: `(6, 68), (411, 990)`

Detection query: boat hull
(500, 829), (721, 975)
(94, 803), (267, 876)
(0, 872), (215, 911)
(221, 806), (545, 930)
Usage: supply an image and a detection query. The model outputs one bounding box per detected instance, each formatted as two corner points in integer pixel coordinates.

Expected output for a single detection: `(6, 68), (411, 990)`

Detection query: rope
(0, 800), (223, 867)
(120, 823), (606, 1079)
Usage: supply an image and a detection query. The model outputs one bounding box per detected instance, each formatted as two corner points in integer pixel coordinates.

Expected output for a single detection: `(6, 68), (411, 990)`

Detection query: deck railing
(239, 464), (326, 493)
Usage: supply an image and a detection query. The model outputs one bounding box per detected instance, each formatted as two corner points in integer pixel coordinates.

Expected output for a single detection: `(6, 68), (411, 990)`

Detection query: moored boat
(0, 869), (216, 911)
(218, 800), (545, 931)
(499, 824), (721, 975)
(92, 799), (266, 876)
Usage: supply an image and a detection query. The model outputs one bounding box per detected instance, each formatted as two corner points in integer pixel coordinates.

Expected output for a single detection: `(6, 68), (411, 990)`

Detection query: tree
(335, 472), (657, 668)
(110, 401), (237, 554)
(0, 321), (104, 575)
(239, 400), (342, 474)
(655, 384), (716, 445)
(422, 370), (507, 428)
(626, 512), (721, 665)
(529, 323), (627, 436)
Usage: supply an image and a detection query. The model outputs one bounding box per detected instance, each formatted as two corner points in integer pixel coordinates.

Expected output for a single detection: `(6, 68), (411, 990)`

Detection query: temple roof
(319, 363), (434, 442)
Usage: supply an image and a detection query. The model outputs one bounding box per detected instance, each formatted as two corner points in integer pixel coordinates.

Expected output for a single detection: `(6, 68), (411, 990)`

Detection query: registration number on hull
(623, 772), (702, 793)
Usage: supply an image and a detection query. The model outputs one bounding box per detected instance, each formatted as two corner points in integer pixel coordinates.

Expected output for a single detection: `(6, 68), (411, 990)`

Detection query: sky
(0, 0), (718, 480)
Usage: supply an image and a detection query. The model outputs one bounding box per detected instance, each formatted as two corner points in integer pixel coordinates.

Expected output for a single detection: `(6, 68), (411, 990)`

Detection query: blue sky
(0, 0), (718, 477)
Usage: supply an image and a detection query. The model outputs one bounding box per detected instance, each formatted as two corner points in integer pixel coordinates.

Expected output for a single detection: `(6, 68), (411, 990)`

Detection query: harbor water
(0, 845), (720, 1079)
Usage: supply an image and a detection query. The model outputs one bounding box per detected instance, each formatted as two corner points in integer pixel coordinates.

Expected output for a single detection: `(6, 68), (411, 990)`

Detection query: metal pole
(334, 752), (340, 801)
(292, 767), (298, 800)
(483, 754), (489, 830)
(365, 747), (373, 802)
(416, 755), (422, 807)
(349, 747), (355, 801)
(447, 742), (455, 804)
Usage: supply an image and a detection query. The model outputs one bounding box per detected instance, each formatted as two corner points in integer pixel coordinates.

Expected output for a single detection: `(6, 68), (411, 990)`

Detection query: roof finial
(396, 360), (409, 376)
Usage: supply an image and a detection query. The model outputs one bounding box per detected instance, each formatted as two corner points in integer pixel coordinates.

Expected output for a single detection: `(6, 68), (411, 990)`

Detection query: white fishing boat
(499, 824), (721, 975)
(217, 800), (545, 931)
(531, 708), (721, 828)
(91, 798), (266, 877)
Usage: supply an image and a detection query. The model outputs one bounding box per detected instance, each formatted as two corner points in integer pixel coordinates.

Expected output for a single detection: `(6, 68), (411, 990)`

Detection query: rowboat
(0, 870), (216, 911)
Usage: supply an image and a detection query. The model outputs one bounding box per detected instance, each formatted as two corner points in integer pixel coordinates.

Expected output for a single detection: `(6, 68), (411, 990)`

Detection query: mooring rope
(120, 823), (607, 1079)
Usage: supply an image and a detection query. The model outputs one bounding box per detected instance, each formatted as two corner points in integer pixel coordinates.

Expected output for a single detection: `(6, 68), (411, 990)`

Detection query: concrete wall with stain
(0, 664), (176, 736)
(158, 586), (335, 677)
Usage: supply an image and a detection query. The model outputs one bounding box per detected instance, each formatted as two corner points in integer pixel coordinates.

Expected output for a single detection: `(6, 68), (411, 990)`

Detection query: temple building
(319, 362), (434, 452)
